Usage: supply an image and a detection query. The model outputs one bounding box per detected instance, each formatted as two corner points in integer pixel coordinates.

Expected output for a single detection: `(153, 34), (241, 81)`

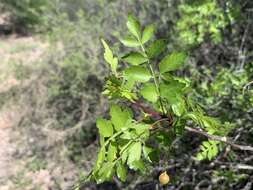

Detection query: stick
(185, 126), (253, 152)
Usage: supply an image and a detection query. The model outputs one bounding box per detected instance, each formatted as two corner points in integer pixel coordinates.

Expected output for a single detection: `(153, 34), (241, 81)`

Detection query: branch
(185, 126), (253, 152)
(243, 80), (253, 93)
(131, 101), (162, 120)
(130, 101), (253, 152)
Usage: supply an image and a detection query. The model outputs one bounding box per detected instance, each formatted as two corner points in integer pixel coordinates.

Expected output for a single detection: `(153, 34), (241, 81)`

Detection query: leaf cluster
(90, 13), (232, 184)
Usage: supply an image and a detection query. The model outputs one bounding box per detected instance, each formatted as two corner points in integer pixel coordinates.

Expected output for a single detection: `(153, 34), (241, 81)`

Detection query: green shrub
(82, 13), (239, 186)
(1, 0), (51, 31)
(175, 0), (239, 47)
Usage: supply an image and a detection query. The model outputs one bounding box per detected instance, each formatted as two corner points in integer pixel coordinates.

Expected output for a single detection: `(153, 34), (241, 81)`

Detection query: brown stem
(131, 101), (162, 120)
(185, 126), (253, 152)
(130, 101), (253, 152)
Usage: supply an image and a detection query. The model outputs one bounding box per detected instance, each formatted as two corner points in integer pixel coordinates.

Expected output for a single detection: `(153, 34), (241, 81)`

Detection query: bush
(1, 0), (51, 32)
(2, 0), (253, 189)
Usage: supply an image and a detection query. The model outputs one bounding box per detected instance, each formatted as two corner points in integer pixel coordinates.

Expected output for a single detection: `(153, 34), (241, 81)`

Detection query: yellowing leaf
(101, 39), (118, 74)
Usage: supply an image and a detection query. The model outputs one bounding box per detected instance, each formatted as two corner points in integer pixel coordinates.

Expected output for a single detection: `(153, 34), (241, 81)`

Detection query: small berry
(159, 171), (170, 185)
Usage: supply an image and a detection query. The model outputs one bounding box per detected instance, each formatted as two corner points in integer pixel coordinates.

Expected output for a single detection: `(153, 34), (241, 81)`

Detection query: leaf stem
(139, 41), (166, 115)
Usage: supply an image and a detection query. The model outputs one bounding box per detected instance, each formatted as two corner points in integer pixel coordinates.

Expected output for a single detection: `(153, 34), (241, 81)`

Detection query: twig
(242, 176), (253, 190)
(131, 101), (162, 120)
(243, 81), (253, 94)
(130, 101), (253, 152)
(185, 127), (253, 152)
(238, 18), (250, 70)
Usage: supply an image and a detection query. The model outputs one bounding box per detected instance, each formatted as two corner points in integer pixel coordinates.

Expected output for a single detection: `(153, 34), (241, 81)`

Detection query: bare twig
(185, 126), (253, 152)
(243, 81), (253, 94)
(238, 18), (250, 70)
(130, 101), (253, 152)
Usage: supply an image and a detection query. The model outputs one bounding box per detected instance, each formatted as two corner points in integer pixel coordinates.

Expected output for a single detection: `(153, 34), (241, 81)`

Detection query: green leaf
(95, 147), (105, 168)
(98, 162), (114, 183)
(127, 13), (141, 39)
(196, 140), (219, 161)
(159, 52), (187, 73)
(185, 112), (222, 135)
(140, 83), (158, 103)
(120, 36), (140, 47)
(110, 105), (132, 131)
(116, 162), (127, 182)
(143, 146), (157, 163)
(122, 52), (148, 65)
(160, 82), (184, 105)
(130, 160), (145, 172)
(107, 142), (117, 162)
(120, 130), (137, 140)
(127, 142), (142, 167)
(146, 39), (167, 58)
(134, 123), (150, 140)
(124, 66), (151, 83)
(155, 131), (172, 146)
(121, 148), (129, 164)
(171, 99), (186, 117)
(96, 118), (113, 137)
(142, 24), (155, 44)
(101, 39), (118, 74)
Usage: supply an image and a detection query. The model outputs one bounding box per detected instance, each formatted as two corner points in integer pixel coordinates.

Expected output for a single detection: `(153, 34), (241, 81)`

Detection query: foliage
(87, 14), (232, 184)
(191, 65), (253, 122)
(175, 0), (239, 46)
(43, 10), (107, 150)
(1, 0), (252, 189)
(1, 0), (52, 31)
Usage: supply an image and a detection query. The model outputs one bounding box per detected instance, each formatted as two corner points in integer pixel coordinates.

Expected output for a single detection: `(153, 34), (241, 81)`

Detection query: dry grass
(0, 34), (52, 189)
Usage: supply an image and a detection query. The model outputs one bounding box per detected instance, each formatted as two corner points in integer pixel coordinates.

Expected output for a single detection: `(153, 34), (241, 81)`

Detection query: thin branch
(243, 80), (253, 94)
(238, 16), (250, 70)
(185, 126), (253, 152)
(131, 101), (162, 120)
(131, 101), (253, 152)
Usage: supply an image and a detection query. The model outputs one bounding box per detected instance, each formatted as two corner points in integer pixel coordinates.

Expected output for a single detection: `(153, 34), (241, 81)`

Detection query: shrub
(80, 14), (250, 187)
(1, 0), (51, 31)
(175, 0), (239, 47)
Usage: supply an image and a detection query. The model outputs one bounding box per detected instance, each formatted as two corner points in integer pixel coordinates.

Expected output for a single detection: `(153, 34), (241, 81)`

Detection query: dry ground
(0, 33), (51, 190)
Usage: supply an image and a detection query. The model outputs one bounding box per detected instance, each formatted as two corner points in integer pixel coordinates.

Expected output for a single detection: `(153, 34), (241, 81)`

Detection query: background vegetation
(0, 0), (252, 189)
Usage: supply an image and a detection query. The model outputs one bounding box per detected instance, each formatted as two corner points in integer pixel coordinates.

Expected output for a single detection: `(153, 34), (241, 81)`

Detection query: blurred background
(0, 0), (252, 189)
